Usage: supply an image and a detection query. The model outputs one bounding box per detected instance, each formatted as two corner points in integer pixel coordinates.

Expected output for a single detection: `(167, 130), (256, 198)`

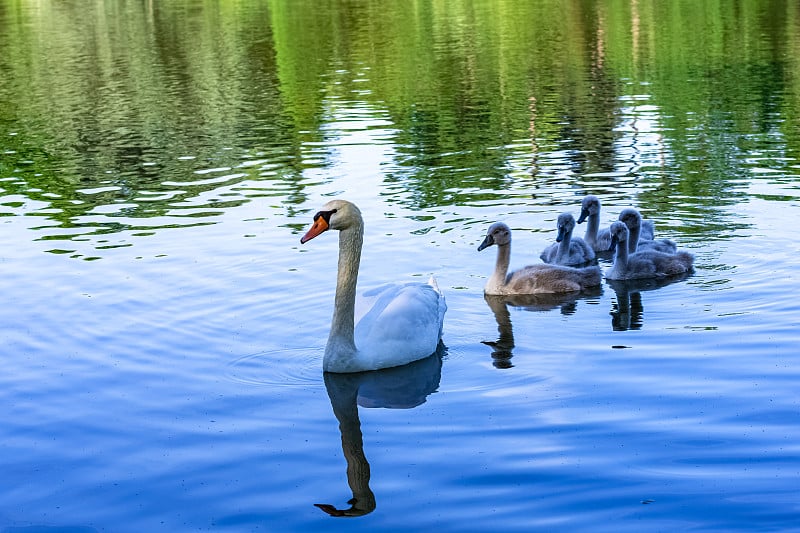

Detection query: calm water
(2, 1), (800, 531)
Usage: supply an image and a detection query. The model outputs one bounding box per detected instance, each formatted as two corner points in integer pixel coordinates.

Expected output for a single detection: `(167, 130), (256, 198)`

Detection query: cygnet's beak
(477, 234), (494, 251)
(555, 225), (567, 243)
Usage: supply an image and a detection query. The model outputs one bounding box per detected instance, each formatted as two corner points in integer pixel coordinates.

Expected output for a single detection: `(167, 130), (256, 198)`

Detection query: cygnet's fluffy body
(618, 208), (676, 254)
(605, 221), (694, 280)
(480, 222), (601, 295)
(540, 212), (595, 266)
(577, 195), (656, 251)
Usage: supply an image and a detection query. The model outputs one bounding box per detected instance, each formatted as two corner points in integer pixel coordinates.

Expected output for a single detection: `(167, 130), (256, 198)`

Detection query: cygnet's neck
(325, 222), (363, 365)
(584, 212), (600, 246)
(626, 223), (641, 253)
(556, 230), (573, 263)
(614, 233), (630, 268)
(486, 243), (512, 292)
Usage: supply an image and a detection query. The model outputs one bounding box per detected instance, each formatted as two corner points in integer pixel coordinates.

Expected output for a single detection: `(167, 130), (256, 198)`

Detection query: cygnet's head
(555, 213), (576, 242)
(577, 195), (600, 224)
(300, 199), (362, 243)
(618, 208), (642, 230)
(608, 220), (630, 252)
(478, 222), (511, 251)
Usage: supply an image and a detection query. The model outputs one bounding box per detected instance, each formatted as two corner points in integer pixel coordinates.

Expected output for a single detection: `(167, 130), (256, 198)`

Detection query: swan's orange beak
(300, 216), (329, 244)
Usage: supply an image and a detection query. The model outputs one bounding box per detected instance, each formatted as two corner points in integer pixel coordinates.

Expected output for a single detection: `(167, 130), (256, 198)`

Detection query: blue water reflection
(316, 350), (443, 517)
(606, 274), (693, 331)
(2, 1), (800, 531)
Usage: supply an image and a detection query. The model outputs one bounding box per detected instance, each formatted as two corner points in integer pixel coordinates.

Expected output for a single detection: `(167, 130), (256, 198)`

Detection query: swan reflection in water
(607, 272), (692, 331)
(483, 287), (602, 368)
(315, 345), (444, 517)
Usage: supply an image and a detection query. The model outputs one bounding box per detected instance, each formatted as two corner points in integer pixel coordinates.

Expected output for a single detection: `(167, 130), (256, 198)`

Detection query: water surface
(1, 1), (799, 531)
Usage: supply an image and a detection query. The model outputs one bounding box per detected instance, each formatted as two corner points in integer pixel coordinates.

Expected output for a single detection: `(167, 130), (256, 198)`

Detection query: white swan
(539, 212), (595, 266)
(577, 195), (655, 251)
(300, 199), (447, 373)
(605, 221), (694, 280)
(618, 208), (676, 254)
(479, 222), (602, 295)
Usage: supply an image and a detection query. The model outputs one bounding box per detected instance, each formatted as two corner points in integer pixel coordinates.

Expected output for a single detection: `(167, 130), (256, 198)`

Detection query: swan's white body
(301, 199), (446, 373)
(480, 222), (602, 295)
(577, 195), (655, 251)
(605, 221), (694, 280)
(618, 208), (676, 254)
(540, 213), (595, 266)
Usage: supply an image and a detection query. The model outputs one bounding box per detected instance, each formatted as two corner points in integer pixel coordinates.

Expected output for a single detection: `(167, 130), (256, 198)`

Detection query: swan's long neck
(487, 243), (512, 292)
(326, 222), (363, 364)
(585, 212), (600, 245)
(627, 223), (641, 253)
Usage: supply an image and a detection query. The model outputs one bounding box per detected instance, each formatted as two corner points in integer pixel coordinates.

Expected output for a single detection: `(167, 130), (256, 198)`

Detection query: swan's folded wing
(355, 282), (445, 367)
(356, 282), (443, 335)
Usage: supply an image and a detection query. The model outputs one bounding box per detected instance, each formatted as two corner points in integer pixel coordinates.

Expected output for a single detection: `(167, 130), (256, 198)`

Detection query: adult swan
(300, 200), (447, 373)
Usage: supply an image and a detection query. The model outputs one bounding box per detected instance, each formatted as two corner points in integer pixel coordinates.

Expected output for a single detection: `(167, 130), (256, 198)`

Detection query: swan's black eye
(313, 209), (337, 223)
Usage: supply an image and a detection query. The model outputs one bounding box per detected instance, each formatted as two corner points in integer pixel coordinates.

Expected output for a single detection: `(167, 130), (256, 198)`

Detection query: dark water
(1, 1), (799, 531)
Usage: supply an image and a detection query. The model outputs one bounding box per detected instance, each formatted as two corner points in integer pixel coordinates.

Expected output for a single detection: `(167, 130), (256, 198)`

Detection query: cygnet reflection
(482, 287), (602, 368)
(607, 272), (693, 331)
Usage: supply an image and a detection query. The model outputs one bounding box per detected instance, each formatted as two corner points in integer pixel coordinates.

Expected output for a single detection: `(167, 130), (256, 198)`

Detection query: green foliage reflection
(1, 0), (798, 244)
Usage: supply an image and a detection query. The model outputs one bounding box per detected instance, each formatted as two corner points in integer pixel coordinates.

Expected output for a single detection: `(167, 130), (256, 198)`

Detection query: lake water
(1, 1), (799, 531)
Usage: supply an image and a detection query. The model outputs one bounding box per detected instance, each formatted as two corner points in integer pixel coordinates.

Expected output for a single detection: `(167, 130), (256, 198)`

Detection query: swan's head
(577, 195), (600, 224)
(300, 199), (362, 244)
(478, 222), (511, 251)
(618, 208), (642, 230)
(555, 212), (576, 242)
(608, 220), (629, 252)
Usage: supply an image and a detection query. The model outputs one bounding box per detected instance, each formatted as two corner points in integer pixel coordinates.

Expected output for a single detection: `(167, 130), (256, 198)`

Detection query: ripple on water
(225, 347), (324, 387)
